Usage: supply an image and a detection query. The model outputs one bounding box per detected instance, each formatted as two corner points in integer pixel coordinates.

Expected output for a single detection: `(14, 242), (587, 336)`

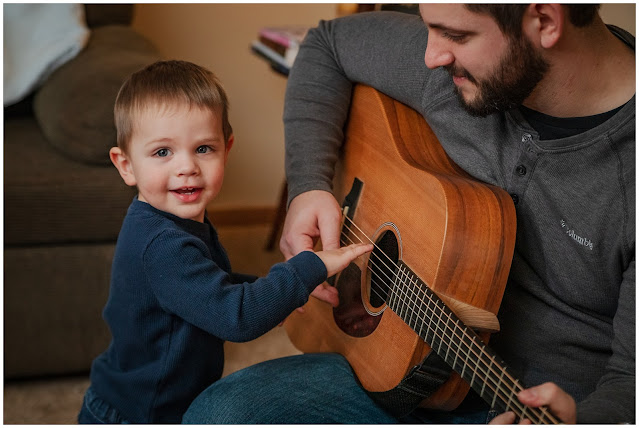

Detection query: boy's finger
(346, 243), (373, 257)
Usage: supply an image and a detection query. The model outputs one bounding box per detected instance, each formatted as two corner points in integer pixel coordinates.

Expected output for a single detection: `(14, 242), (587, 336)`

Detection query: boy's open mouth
(171, 187), (203, 202)
(173, 187), (199, 195)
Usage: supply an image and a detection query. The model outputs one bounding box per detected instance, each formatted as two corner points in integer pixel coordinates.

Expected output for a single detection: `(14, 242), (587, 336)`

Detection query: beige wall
(132, 3), (635, 210)
(600, 3), (636, 36)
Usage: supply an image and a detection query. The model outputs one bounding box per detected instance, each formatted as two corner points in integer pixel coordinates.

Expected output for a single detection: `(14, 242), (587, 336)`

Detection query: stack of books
(250, 26), (309, 76)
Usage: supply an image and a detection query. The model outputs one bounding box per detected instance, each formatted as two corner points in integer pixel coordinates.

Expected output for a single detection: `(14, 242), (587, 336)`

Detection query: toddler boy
(77, 60), (371, 423)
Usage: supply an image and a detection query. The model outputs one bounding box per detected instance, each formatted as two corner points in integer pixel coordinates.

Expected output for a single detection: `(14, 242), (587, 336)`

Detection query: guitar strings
(340, 224), (554, 424)
(340, 219), (558, 424)
(339, 225), (535, 420)
(338, 216), (557, 424)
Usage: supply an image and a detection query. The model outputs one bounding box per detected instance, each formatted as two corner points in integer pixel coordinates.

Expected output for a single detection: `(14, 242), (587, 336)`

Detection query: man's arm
(575, 258), (635, 423)
(491, 259), (636, 424)
(283, 11), (429, 206)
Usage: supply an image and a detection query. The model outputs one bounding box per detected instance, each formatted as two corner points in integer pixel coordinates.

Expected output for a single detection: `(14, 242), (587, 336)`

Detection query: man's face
(420, 4), (549, 117)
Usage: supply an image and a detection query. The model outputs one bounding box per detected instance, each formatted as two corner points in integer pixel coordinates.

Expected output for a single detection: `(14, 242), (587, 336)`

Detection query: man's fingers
(283, 233), (315, 260)
(318, 211), (341, 251)
(489, 411), (517, 425)
(309, 283), (339, 307)
(517, 383), (576, 424)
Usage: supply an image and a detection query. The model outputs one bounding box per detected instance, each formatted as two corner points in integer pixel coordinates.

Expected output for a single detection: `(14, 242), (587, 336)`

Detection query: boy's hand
(315, 243), (373, 278)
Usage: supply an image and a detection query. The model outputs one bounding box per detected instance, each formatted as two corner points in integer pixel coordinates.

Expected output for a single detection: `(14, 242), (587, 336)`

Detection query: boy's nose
(176, 155), (199, 176)
(424, 37), (454, 69)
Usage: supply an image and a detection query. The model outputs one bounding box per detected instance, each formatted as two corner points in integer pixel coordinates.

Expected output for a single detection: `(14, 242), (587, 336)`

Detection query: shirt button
(516, 165), (527, 176)
(510, 193), (519, 205)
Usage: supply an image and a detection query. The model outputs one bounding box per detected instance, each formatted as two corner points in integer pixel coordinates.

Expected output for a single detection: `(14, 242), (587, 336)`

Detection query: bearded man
(184, 4), (635, 424)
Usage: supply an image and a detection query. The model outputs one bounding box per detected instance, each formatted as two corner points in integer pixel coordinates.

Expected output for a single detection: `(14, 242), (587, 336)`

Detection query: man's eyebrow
(424, 21), (472, 34)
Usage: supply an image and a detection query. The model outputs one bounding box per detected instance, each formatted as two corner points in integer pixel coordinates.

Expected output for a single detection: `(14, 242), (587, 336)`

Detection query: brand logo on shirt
(560, 219), (593, 251)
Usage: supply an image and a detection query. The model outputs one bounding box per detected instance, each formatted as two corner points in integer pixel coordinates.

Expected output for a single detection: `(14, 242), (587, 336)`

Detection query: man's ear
(523, 4), (564, 49)
(110, 147), (137, 187)
(224, 134), (234, 164)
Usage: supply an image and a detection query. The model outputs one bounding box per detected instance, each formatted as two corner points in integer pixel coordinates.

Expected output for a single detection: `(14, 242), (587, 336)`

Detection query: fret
(481, 346), (494, 401)
(397, 266), (408, 320)
(492, 366), (505, 409)
(435, 300), (444, 354)
(387, 267), (395, 309)
(506, 382), (517, 412)
(444, 317), (453, 362)
(460, 328), (470, 379)
(469, 355), (478, 390)
(390, 265), (402, 313)
(408, 273), (419, 330)
(425, 291), (435, 342)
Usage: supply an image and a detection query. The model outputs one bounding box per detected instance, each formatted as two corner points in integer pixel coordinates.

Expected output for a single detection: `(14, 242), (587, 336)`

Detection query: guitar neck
(388, 261), (558, 424)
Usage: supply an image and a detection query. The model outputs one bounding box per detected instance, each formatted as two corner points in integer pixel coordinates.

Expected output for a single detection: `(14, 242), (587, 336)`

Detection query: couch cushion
(33, 25), (160, 165)
(4, 117), (136, 246)
(4, 243), (114, 378)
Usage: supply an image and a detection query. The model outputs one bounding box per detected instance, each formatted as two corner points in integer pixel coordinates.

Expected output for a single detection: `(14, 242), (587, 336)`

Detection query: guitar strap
(366, 351), (451, 418)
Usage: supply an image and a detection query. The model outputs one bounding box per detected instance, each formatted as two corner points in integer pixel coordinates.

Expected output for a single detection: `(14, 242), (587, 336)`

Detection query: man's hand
(281, 190), (343, 310)
(280, 190), (342, 259)
(489, 382), (577, 424)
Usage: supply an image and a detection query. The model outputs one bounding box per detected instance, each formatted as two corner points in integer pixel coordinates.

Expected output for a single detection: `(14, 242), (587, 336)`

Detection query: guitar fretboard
(387, 261), (558, 424)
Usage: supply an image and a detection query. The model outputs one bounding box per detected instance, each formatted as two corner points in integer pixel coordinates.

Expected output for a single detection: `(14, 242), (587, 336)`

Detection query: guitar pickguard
(333, 178), (403, 338)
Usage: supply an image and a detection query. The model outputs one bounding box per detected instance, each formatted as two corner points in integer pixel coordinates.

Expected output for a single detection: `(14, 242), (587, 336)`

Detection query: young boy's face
(111, 102), (233, 222)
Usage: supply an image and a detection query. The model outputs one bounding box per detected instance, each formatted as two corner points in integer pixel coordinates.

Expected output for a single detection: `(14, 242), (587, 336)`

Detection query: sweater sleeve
(143, 230), (327, 342)
(284, 11), (429, 205)
(576, 257), (636, 423)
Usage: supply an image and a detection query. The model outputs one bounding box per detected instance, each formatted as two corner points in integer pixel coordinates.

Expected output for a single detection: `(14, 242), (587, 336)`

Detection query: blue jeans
(78, 387), (130, 424)
(183, 353), (492, 424)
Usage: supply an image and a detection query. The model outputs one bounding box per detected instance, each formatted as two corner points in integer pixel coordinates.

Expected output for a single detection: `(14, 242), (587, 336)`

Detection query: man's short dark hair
(465, 4), (601, 38)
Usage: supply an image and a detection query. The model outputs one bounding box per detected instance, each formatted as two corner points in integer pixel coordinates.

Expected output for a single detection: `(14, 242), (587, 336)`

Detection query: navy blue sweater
(89, 198), (327, 423)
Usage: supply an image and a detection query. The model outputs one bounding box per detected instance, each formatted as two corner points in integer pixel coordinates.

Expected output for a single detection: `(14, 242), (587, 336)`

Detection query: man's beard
(446, 35), (549, 117)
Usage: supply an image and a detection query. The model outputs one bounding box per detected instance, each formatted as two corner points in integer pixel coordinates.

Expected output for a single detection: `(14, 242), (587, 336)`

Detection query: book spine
(250, 40), (291, 74)
(258, 36), (287, 57)
(258, 29), (297, 48)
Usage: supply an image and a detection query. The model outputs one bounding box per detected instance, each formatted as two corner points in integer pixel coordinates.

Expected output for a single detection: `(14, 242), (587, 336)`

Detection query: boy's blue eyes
(153, 146), (213, 157)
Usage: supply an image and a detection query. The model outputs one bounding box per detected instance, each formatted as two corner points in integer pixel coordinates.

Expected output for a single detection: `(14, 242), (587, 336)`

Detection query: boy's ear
(110, 147), (137, 187)
(224, 134), (234, 164)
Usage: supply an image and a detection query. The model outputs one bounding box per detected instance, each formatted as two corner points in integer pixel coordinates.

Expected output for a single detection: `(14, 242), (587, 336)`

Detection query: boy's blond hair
(114, 60), (233, 153)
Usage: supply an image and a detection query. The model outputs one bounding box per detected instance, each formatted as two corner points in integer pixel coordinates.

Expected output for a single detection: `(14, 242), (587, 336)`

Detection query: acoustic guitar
(285, 85), (558, 424)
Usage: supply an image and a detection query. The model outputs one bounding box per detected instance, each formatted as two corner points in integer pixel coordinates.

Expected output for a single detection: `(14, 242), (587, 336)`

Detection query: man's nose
(424, 37), (454, 69)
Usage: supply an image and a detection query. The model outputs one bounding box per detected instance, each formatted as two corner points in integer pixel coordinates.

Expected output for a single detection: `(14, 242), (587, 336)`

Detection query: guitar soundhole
(333, 228), (399, 338)
(368, 230), (399, 309)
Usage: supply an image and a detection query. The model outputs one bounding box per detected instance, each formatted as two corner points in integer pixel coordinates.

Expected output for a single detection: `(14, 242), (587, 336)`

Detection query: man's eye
(155, 148), (170, 157)
(196, 145), (212, 154)
(442, 32), (466, 42)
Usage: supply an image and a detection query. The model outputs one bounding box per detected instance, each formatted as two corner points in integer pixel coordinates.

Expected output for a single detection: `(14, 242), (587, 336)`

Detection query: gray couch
(4, 4), (160, 379)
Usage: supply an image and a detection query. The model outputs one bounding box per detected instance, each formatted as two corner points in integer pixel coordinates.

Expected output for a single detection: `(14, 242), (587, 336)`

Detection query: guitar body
(285, 85), (517, 411)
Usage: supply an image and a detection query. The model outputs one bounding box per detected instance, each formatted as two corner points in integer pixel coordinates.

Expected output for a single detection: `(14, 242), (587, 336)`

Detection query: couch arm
(34, 25), (161, 165)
